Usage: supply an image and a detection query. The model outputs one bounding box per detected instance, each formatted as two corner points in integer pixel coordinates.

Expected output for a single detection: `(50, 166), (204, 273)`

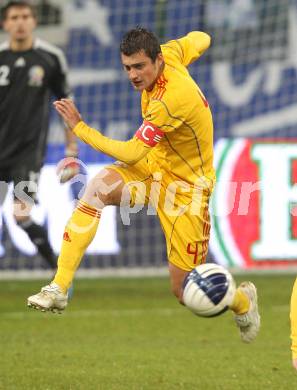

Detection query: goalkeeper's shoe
(234, 281), (260, 343)
(27, 283), (68, 313)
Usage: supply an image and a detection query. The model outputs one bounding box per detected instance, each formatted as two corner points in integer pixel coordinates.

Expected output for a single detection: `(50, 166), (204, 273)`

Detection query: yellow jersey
(141, 31), (215, 187)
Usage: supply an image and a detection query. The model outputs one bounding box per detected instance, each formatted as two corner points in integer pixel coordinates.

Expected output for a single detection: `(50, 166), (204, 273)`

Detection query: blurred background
(0, 0), (296, 275)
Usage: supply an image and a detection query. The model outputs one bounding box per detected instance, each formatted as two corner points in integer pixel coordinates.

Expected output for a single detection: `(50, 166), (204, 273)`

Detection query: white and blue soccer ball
(183, 263), (236, 317)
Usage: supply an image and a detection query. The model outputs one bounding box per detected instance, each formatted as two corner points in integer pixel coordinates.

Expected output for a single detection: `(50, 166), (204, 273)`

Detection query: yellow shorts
(107, 158), (213, 271)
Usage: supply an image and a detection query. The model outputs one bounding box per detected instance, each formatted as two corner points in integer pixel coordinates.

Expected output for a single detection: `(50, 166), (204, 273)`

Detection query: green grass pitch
(0, 274), (297, 390)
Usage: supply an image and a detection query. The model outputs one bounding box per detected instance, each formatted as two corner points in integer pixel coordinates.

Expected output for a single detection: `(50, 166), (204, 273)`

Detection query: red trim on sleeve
(135, 120), (164, 147)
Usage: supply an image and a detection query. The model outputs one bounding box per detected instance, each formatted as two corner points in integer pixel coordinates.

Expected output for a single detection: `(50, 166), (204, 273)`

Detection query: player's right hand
(292, 358), (297, 371)
(54, 99), (82, 131)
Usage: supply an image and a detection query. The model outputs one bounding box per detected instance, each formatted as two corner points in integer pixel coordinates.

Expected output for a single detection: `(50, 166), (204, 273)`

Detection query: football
(183, 263), (236, 317)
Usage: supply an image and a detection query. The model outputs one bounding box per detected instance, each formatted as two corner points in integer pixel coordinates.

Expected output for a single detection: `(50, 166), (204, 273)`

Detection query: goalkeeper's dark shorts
(0, 161), (42, 203)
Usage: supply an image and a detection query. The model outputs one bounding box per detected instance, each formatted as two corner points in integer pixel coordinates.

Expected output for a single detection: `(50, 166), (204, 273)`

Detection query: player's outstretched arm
(54, 99), (162, 165)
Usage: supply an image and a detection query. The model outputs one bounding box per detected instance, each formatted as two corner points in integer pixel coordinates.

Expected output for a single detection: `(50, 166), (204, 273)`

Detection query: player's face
(121, 50), (164, 92)
(3, 6), (36, 42)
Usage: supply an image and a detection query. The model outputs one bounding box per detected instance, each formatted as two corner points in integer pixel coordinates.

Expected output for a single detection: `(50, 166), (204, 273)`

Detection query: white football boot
(27, 283), (68, 313)
(234, 281), (260, 343)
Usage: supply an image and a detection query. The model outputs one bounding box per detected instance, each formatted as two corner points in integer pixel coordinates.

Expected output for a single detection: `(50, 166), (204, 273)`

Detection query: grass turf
(0, 274), (297, 390)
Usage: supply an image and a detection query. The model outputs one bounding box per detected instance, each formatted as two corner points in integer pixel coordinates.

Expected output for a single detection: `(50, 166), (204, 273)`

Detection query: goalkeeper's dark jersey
(0, 38), (71, 168)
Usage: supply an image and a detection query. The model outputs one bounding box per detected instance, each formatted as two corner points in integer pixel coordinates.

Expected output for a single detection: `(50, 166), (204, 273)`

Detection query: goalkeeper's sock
(54, 200), (101, 293)
(229, 288), (250, 315)
(18, 219), (56, 269)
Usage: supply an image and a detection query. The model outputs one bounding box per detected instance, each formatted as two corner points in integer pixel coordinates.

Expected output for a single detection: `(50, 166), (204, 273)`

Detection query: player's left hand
(293, 358), (297, 371)
(54, 99), (82, 130)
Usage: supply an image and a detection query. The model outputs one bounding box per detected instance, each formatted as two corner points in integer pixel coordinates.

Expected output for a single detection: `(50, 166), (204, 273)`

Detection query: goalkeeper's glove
(57, 146), (80, 184)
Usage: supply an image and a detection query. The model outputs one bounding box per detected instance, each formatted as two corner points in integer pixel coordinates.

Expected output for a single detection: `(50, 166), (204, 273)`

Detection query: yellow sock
(229, 288), (250, 315)
(54, 200), (101, 293)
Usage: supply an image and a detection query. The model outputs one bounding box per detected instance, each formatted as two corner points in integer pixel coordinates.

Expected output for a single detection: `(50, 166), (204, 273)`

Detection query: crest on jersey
(28, 65), (45, 87)
(210, 138), (297, 269)
(14, 57), (26, 67)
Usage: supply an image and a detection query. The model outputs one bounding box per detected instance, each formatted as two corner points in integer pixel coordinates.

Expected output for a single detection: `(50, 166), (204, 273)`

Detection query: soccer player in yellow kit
(290, 280), (297, 369)
(28, 27), (260, 342)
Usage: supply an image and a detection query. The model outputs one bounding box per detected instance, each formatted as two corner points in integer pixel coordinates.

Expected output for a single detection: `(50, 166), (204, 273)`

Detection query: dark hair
(120, 27), (161, 62)
(1, 1), (36, 21)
